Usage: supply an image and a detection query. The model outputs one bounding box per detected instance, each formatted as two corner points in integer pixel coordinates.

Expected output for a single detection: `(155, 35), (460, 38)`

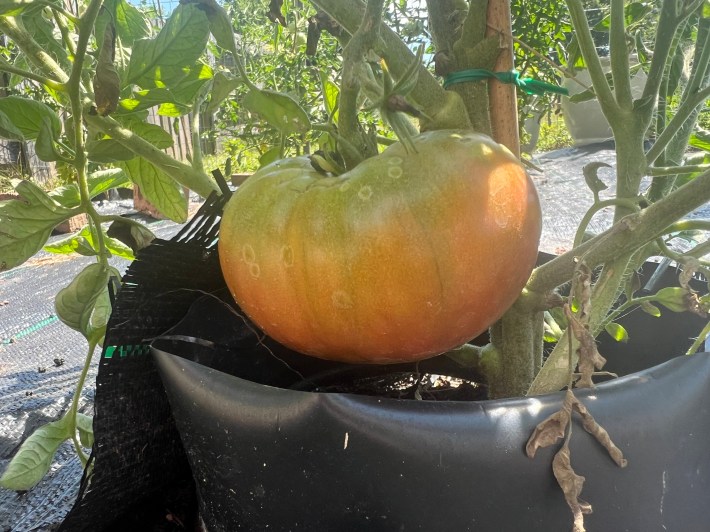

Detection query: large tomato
(219, 130), (542, 363)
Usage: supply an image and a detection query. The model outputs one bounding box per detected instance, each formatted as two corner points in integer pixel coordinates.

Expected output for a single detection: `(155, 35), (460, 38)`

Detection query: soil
(293, 369), (488, 401)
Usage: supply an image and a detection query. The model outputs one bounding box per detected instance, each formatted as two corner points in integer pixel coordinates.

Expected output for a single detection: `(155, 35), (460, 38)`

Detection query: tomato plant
(219, 130), (542, 363)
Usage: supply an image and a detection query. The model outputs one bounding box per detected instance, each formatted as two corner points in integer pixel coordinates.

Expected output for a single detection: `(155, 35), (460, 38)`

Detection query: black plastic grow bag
(60, 186), (710, 531)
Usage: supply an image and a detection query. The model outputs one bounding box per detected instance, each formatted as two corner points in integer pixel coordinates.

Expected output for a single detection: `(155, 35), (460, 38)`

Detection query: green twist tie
(443, 69), (569, 97)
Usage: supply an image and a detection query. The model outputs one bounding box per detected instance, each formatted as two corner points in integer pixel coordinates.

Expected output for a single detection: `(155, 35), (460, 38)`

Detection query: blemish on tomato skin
(249, 262), (261, 279)
(358, 186), (373, 201)
(332, 290), (354, 309)
(282, 245), (294, 267)
(242, 244), (256, 263)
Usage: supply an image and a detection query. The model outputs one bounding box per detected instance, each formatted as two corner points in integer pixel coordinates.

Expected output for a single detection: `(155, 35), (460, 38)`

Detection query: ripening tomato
(218, 130), (542, 363)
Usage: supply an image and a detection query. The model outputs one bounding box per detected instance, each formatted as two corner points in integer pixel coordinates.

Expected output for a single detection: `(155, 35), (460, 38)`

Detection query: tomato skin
(219, 130), (542, 363)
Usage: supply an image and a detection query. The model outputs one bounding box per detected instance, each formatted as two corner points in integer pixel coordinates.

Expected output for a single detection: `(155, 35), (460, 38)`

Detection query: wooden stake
(486, 0), (520, 156)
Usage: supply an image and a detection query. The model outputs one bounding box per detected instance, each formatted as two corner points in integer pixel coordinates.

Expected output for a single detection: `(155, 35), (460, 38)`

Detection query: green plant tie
(444, 69), (569, 97)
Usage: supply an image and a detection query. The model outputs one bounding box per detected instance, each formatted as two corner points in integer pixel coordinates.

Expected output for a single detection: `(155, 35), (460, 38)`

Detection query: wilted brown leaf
(553, 442), (591, 532)
(573, 400), (628, 468)
(564, 305), (606, 388)
(526, 390), (575, 458)
(93, 23), (120, 116)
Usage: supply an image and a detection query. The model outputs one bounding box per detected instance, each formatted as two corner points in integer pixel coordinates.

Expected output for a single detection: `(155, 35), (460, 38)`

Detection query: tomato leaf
(96, 0), (149, 49)
(0, 180), (75, 271)
(49, 169), (129, 208)
(75, 413), (94, 448)
(0, 96), (62, 141)
(55, 263), (113, 340)
(0, 416), (71, 491)
(243, 88), (311, 135)
(604, 322), (629, 343)
(689, 130), (710, 153)
(126, 4), (210, 88)
(640, 301), (662, 317)
(119, 158), (187, 223)
(206, 71), (241, 113)
(655, 286), (689, 313)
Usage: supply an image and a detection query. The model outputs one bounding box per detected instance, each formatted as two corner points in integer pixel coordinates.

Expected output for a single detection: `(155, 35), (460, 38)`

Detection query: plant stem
(338, 0), (383, 168)
(648, 164), (710, 177)
(84, 112), (219, 197)
(573, 198), (642, 248)
(529, 168), (710, 297)
(70, 0), (109, 268)
(646, 84), (710, 164)
(0, 16), (68, 83)
(68, 338), (99, 465)
(686, 320), (710, 355)
(312, 0), (471, 130)
(0, 58), (64, 91)
(609, 0), (632, 110)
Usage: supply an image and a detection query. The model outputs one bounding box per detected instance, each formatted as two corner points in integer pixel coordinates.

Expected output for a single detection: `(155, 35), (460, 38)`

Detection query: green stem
(0, 58), (64, 91)
(646, 84), (710, 166)
(686, 320), (710, 355)
(0, 16), (68, 83)
(565, 0), (618, 116)
(573, 198), (641, 248)
(84, 112), (218, 198)
(609, 0), (632, 109)
(70, 0), (108, 267)
(338, 0), (384, 168)
(648, 164), (710, 177)
(311, 0), (470, 130)
(68, 338), (99, 465)
(528, 168), (710, 295)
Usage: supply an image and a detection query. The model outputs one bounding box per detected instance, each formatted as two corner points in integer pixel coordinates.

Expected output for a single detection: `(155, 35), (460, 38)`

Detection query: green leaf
(605, 322), (629, 343)
(44, 230), (96, 257)
(35, 117), (70, 163)
(0, 180), (75, 271)
(45, 225), (135, 260)
(75, 413), (94, 448)
(593, 2), (652, 31)
(640, 301), (662, 317)
(96, 0), (149, 48)
(206, 71), (241, 113)
(655, 286), (689, 313)
(259, 146), (281, 167)
(188, 0), (236, 55)
(0, 0), (53, 16)
(87, 139), (136, 163)
(322, 77), (339, 122)
(119, 158), (187, 222)
(49, 169), (129, 208)
(243, 88), (311, 134)
(0, 416), (71, 491)
(0, 97), (62, 141)
(55, 263), (112, 339)
(126, 4), (210, 88)
(20, 9), (70, 70)
(0, 110), (25, 140)
(689, 130), (710, 152)
(121, 63), (213, 115)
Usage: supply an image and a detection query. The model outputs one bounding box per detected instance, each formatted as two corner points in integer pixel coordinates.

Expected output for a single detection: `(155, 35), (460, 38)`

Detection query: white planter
(561, 56), (647, 146)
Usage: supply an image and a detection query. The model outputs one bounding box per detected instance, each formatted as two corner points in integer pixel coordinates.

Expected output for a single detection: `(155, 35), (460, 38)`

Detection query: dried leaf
(93, 23), (120, 116)
(572, 400), (628, 468)
(571, 262), (592, 320)
(679, 258), (700, 290)
(526, 390), (574, 458)
(564, 305), (606, 388)
(553, 442), (591, 532)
